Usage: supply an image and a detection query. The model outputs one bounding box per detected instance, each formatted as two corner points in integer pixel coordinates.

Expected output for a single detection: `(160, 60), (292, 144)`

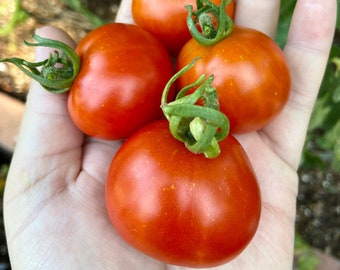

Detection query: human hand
(4, 0), (336, 269)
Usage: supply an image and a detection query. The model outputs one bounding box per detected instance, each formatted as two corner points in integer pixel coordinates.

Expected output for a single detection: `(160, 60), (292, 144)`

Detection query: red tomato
(176, 26), (291, 134)
(106, 120), (261, 268)
(68, 23), (175, 140)
(132, 0), (235, 56)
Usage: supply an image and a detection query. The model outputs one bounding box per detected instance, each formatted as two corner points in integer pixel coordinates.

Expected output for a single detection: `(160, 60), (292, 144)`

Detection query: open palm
(4, 0), (336, 269)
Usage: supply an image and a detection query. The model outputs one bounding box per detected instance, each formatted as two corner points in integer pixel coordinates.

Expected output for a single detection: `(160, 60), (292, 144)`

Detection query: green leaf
(331, 122), (340, 171)
(337, 0), (340, 30)
(276, 0), (296, 47)
(332, 83), (340, 103)
(308, 92), (332, 131)
(294, 234), (320, 270)
(308, 46), (340, 131)
(300, 149), (328, 171)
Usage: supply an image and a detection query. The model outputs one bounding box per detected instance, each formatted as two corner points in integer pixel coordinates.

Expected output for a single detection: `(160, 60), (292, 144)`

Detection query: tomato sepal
(186, 0), (234, 46)
(161, 58), (229, 158)
(0, 34), (80, 93)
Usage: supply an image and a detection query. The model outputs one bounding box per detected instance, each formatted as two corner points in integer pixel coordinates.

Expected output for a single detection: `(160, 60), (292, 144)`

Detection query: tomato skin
(132, 0), (235, 56)
(176, 26), (291, 134)
(106, 120), (261, 267)
(68, 23), (175, 140)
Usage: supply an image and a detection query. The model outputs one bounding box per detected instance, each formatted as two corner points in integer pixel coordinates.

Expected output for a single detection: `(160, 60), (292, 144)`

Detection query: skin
(3, 0), (336, 269)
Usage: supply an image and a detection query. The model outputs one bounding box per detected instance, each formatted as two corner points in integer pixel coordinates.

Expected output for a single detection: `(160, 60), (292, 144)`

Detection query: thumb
(115, 0), (134, 23)
(35, 26), (76, 61)
(6, 26), (83, 195)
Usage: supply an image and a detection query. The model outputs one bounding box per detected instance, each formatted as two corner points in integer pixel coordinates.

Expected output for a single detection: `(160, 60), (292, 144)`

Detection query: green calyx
(161, 58), (229, 158)
(186, 0), (234, 46)
(0, 34), (80, 93)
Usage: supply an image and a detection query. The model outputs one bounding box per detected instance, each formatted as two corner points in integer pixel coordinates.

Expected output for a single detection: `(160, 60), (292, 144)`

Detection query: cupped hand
(4, 0), (336, 269)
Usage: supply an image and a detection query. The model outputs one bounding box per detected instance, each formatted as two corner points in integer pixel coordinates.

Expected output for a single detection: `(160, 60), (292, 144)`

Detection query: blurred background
(0, 0), (339, 269)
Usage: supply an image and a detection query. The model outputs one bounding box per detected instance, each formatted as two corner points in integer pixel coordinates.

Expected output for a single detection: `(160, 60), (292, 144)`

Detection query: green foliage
(0, 164), (8, 196)
(276, 0), (296, 47)
(0, 0), (28, 36)
(0, 164), (8, 180)
(337, 0), (340, 31)
(301, 40), (340, 172)
(62, 0), (107, 28)
(294, 234), (320, 270)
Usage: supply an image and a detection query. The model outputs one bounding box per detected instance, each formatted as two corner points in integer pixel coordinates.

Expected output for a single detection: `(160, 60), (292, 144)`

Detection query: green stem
(161, 58), (229, 158)
(62, 0), (106, 28)
(186, 0), (234, 46)
(0, 0), (28, 37)
(0, 34), (80, 93)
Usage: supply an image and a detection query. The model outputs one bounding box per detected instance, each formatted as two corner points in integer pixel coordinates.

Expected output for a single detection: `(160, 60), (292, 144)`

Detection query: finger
(9, 26), (84, 172)
(20, 26), (83, 153)
(115, 0), (134, 23)
(234, 0), (281, 38)
(260, 0), (337, 169)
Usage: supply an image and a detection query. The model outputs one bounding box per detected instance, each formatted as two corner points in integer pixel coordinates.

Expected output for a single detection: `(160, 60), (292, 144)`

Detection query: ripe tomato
(68, 23), (175, 140)
(105, 120), (261, 268)
(176, 26), (291, 134)
(132, 0), (235, 56)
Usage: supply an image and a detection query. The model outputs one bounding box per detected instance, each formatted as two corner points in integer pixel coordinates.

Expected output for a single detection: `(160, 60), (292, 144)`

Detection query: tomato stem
(161, 58), (229, 158)
(0, 34), (80, 93)
(187, 0), (233, 46)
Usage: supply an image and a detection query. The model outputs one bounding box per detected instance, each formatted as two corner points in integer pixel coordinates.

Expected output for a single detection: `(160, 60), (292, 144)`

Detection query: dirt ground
(0, 0), (339, 268)
(297, 166), (340, 259)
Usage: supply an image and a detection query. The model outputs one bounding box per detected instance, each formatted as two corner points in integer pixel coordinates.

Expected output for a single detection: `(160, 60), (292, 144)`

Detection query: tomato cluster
(1, 0), (292, 268)
(104, 0), (290, 266)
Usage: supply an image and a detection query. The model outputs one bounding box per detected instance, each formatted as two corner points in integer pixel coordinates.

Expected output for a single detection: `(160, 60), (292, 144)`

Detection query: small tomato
(176, 26), (291, 133)
(68, 23), (175, 139)
(106, 119), (261, 268)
